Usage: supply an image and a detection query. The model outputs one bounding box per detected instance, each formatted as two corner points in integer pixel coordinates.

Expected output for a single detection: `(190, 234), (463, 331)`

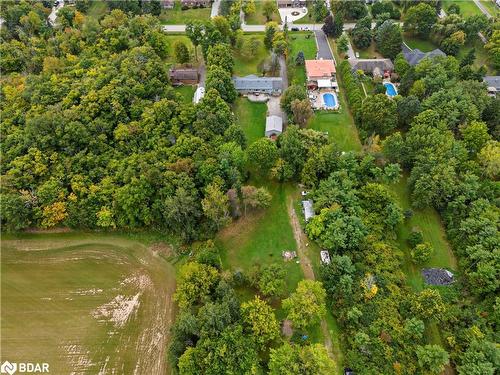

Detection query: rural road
(287, 200), (335, 361)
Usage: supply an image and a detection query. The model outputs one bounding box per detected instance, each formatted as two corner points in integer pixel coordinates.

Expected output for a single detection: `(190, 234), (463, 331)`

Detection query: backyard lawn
(403, 33), (439, 52)
(216, 181), (303, 295)
(442, 0), (482, 16)
(174, 85), (195, 104)
(288, 32), (317, 85)
(233, 34), (270, 76)
(159, 1), (211, 25)
(232, 97), (267, 145)
(350, 40), (383, 59)
(163, 34), (199, 64)
(244, 1), (281, 24)
(308, 111), (362, 152)
(388, 175), (457, 292)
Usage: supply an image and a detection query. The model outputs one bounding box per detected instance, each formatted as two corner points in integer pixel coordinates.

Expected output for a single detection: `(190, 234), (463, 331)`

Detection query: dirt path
(287, 200), (334, 358)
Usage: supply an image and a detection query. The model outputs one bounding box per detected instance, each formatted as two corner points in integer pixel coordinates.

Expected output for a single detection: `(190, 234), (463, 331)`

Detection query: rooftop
(402, 44), (446, 66)
(265, 115), (283, 133)
(233, 75), (283, 91)
(305, 59), (336, 78)
(422, 268), (454, 286)
(484, 76), (500, 90)
(349, 58), (394, 73)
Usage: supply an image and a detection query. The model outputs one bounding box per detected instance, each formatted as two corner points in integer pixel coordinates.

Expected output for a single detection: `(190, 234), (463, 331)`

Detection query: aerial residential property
(1, 1), (498, 374)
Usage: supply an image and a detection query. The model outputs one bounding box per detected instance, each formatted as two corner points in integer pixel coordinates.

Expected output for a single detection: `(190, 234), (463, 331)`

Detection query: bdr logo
(1, 361), (49, 374)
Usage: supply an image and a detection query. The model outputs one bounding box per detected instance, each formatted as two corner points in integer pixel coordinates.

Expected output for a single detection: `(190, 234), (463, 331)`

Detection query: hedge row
(338, 60), (364, 122)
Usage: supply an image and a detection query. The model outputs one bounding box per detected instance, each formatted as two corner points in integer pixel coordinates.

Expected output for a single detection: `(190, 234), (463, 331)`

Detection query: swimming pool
(322, 92), (338, 109)
(384, 82), (397, 97)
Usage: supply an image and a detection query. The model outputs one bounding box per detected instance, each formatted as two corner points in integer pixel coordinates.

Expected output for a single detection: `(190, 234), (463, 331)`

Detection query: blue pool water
(384, 82), (397, 97)
(323, 93), (337, 108)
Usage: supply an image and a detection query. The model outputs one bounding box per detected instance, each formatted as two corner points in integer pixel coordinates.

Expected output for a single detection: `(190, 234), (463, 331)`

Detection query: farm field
(244, 1), (281, 24)
(159, 1), (211, 25)
(232, 97), (267, 145)
(1, 233), (176, 375)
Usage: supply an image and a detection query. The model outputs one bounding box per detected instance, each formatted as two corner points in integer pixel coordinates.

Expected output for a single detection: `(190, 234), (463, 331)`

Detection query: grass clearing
(1, 232), (176, 374)
(403, 33), (440, 52)
(217, 180), (303, 295)
(232, 97), (268, 145)
(244, 2), (281, 24)
(387, 175), (457, 291)
(233, 34), (270, 76)
(350, 40), (383, 59)
(159, 1), (211, 25)
(308, 111), (362, 152)
(174, 85), (196, 104)
(288, 32), (317, 86)
(442, 0), (482, 16)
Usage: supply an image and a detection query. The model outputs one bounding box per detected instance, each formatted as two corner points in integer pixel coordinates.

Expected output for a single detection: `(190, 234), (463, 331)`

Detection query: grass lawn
(232, 97), (268, 145)
(245, 1), (281, 24)
(308, 111), (362, 152)
(159, 1), (211, 25)
(351, 40), (384, 59)
(480, 0), (500, 17)
(217, 180), (303, 295)
(457, 38), (498, 74)
(174, 85), (196, 104)
(293, 2), (316, 24)
(1, 232), (176, 374)
(288, 32), (317, 85)
(233, 34), (270, 76)
(403, 33), (440, 52)
(442, 0), (482, 16)
(162, 34), (201, 64)
(387, 175), (457, 291)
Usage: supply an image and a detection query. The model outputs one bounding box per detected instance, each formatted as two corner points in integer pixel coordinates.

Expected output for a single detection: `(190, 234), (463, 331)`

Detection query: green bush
(411, 242), (433, 264)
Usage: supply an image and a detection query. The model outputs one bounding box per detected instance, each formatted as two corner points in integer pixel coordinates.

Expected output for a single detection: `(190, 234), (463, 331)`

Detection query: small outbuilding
(169, 68), (199, 85)
(484, 76), (500, 97)
(320, 250), (331, 265)
(265, 115), (283, 139)
(422, 268), (454, 286)
(302, 200), (314, 222)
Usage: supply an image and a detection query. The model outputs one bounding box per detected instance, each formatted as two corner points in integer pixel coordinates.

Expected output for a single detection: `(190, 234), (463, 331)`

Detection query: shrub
(411, 242), (433, 264)
(408, 229), (424, 248)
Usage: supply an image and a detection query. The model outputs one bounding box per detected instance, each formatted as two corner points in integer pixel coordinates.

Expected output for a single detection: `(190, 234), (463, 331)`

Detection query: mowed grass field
(233, 97), (267, 145)
(216, 181), (303, 295)
(159, 1), (211, 25)
(288, 32), (317, 85)
(442, 0), (482, 16)
(308, 110), (362, 152)
(233, 34), (270, 76)
(244, 1), (281, 24)
(1, 233), (176, 375)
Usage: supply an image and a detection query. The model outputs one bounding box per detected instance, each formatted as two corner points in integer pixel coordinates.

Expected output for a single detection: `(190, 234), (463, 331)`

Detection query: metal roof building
(233, 75), (283, 94)
(265, 115), (283, 138)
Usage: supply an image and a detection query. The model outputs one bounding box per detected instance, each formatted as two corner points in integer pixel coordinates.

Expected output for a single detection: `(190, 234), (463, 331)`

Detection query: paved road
(314, 29), (334, 60)
(474, 0), (492, 18)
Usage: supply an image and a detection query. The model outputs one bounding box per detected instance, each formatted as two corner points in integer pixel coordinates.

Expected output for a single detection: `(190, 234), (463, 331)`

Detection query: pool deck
(309, 89), (340, 110)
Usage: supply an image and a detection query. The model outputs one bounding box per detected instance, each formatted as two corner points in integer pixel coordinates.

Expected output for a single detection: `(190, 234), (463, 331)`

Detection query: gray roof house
(349, 58), (394, 77)
(233, 75), (283, 94)
(484, 76), (500, 96)
(265, 115), (283, 138)
(402, 44), (446, 66)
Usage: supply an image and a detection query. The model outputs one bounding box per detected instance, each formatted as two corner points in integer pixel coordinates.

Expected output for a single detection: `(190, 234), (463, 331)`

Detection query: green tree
(375, 20), (402, 59)
(262, 0), (277, 21)
(174, 40), (190, 64)
(416, 345), (450, 375)
(205, 67), (237, 103)
(404, 3), (437, 37)
(186, 20), (204, 60)
(174, 262), (219, 309)
(256, 263), (286, 297)
(460, 121), (491, 156)
(412, 289), (446, 321)
(207, 44), (234, 74)
(478, 141), (500, 180)
(241, 296), (280, 347)
(360, 94), (398, 138)
(281, 85), (307, 116)
(269, 342), (335, 374)
(411, 242), (434, 264)
(291, 99), (313, 127)
(282, 280), (327, 329)
(202, 180), (231, 231)
(264, 22), (279, 49)
(247, 138), (279, 175)
(337, 34), (349, 55)
(394, 52), (410, 77)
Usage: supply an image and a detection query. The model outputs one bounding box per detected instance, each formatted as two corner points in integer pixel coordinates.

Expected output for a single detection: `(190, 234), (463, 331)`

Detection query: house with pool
(305, 59), (339, 110)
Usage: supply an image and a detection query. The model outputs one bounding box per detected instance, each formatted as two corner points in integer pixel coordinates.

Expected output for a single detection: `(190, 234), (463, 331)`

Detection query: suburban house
(483, 76), (500, 97)
(265, 115), (283, 139)
(349, 58), (394, 78)
(402, 44), (446, 66)
(233, 75), (283, 94)
(169, 68), (199, 85)
(305, 59), (337, 90)
(277, 0), (307, 8)
(181, 0), (211, 8)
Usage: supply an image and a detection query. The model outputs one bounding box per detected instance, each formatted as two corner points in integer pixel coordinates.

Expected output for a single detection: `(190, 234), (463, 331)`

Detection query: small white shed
(265, 115), (283, 138)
